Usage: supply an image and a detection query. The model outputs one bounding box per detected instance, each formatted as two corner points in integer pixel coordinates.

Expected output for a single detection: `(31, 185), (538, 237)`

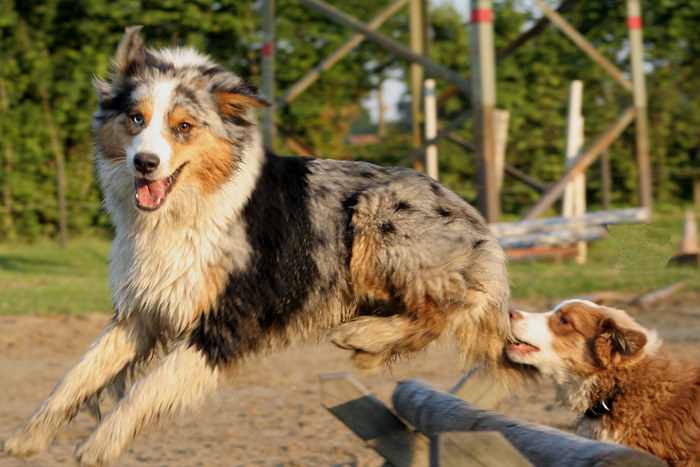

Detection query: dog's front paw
(2, 423), (54, 458)
(74, 436), (121, 467)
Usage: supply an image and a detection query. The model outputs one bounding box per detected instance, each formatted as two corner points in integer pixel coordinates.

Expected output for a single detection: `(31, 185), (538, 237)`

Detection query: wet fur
(2, 26), (521, 466)
(507, 300), (700, 466)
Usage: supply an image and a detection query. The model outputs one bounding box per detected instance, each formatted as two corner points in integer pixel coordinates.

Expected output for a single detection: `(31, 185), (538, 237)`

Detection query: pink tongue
(135, 178), (166, 208)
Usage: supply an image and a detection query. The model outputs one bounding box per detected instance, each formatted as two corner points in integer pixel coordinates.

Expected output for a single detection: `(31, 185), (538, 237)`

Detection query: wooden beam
(496, 226), (606, 249)
(320, 373), (429, 467)
(299, 0), (471, 95)
(522, 106), (636, 220)
(437, 0), (583, 107)
(490, 207), (650, 237)
(393, 379), (665, 466)
(434, 431), (533, 467)
(531, 0), (633, 93)
(276, 0), (409, 108)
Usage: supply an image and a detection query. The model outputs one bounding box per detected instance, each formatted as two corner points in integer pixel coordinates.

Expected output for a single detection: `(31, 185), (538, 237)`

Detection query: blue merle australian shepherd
(2, 27), (527, 466)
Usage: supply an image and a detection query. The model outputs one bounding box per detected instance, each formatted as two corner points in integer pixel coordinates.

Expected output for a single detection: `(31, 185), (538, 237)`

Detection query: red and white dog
(507, 299), (700, 466)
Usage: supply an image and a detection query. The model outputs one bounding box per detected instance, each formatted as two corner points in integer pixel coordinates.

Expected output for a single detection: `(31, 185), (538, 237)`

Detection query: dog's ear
(594, 317), (647, 367)
(111, 25), (147, 79)
(94, 26), (148, 106)
(92, 76), (114, 105)
(215, 83), (270, 124)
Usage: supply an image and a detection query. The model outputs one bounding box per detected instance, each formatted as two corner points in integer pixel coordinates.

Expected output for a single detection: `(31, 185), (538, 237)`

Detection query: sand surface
(1, 293), (699, 466)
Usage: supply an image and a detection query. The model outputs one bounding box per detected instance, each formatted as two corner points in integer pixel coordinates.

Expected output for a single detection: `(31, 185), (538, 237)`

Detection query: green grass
(0, 211), (698, 315)
(0, 237), (112, 315)
(509, 211), (700, 300)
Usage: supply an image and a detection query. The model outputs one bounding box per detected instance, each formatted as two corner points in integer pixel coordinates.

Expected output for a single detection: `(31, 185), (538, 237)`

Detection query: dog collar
(584, 398), (613, 418)
(584, 387), (622, 419)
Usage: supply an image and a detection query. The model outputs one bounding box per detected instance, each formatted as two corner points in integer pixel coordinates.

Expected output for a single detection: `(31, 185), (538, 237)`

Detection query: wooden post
(626, 0), (653, 214)
(522, 106), (635, 220)
(393, 379), (665, 466)
(410, 0), (426, 172)
(261, 0), (275, 149)
(600, 149), (612, 210)
(424, 79), (438, 180)
(562, 81), (587, 264)
(470, 0), (500, 222)
(493, 109), (510, 193)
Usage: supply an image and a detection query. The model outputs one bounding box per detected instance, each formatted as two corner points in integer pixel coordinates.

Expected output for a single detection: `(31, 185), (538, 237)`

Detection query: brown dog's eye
(559, 315), (570, 325)
(177, 122), (192, 133)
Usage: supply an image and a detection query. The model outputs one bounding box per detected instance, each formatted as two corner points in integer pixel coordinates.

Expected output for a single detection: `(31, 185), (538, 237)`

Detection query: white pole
(493, 109), (510, 193)
(424, 79), (438, 180)
(563, 80), (587, 263)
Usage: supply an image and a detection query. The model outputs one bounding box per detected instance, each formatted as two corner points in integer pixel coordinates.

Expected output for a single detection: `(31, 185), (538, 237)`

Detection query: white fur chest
(108, 202), (251, 333)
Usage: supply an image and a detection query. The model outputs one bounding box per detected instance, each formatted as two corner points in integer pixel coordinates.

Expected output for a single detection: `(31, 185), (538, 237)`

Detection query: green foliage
(0, 0), (699, 241)
(509, 212), (700, 300)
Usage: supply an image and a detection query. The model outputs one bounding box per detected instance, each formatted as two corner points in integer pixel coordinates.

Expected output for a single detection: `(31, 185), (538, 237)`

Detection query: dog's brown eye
(559, 315), (570, 325)
(177, 122), (192, 133)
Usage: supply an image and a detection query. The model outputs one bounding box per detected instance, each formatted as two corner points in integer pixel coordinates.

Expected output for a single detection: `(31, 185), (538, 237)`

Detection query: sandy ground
(1, 293), (699, 466)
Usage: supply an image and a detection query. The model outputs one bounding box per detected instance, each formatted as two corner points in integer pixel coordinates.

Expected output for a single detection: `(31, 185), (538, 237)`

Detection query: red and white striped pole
(470, 0), (500, 222)
(626, 0), (652, 214)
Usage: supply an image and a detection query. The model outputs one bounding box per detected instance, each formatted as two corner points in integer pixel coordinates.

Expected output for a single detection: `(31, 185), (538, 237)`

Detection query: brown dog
(507, 299), (700, 466)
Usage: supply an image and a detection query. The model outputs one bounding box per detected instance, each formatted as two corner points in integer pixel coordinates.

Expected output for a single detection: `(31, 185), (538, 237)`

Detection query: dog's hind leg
(73, 342), (219, 467)
(2, 319), (146, 458)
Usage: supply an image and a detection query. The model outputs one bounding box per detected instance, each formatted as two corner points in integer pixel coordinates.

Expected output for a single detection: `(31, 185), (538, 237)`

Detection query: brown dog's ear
(216, 83), (270, 125)
(594, 317), (647, 367)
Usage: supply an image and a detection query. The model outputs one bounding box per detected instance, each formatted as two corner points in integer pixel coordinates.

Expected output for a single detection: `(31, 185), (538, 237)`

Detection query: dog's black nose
(134, 152), (160, 174)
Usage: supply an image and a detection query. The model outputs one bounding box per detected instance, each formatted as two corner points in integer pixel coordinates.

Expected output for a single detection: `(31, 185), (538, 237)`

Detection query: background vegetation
(1, 0), (699, 241)
(0, 1), (698, 315)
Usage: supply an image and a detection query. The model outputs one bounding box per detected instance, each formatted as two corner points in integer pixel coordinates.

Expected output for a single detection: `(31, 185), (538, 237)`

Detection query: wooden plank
(449, 367), (505, 410)
(276, 0), (409, 108)
(493, 109), (510, 193)
(424, 79), (438, 180)
(435, 431), (533, 467)
(531, 0), (632, 93)
(522, 106), (636, 220)
(320, 373), (429, 467)
(497, 226), (606, 249)
(632, 280), (689, 310)
(300, 0), (471, 95)
(490, 207), (650, 237)
(393, 379), (665, 467)
(561, 81), (588, 264)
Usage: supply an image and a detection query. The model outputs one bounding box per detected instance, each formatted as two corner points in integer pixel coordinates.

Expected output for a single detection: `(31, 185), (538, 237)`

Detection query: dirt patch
(1, 293), (699, 466)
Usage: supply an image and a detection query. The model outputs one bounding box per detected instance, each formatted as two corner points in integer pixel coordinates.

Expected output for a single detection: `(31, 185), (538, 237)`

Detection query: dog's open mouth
(508, 340), (540, 356)
(134, 165), (185, 211)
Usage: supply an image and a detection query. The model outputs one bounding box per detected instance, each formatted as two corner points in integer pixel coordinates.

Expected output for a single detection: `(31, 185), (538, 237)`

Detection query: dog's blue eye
(130, 113), (144, 125)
